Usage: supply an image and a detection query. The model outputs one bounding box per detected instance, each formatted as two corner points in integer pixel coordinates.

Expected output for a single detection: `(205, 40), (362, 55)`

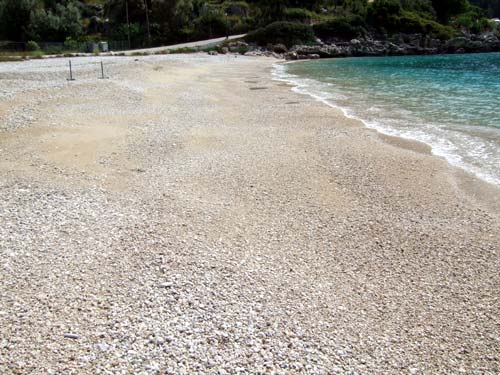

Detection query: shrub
(224, 1), (250, 17)
(366, 8), (456, 40)
(112, 23), (143, 47)
(27, 1), (83, 42)
(245, 21), (315, 47)
(63, 36), (78, 51)
(194, 12), (228, 39)
(283, 8), (315, 22)
(428, 21), (457, 39)
(31, 50), (44, 58)
(369, 0), (402, 20)
(230, 16), (256, 34)
(44, 44), (63, 54)
(26, 40), (40, 51)
(394, 11), (456, 39)
(314, 15), (367, 40)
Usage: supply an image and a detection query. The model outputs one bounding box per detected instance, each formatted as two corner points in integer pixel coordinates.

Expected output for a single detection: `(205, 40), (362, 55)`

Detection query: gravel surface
(0, 54), (499, 374)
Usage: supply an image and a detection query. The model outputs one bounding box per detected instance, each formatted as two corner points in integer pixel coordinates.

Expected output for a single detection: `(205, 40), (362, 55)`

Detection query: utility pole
(144, 0), (151, 46)
(125, 0), (131, 49)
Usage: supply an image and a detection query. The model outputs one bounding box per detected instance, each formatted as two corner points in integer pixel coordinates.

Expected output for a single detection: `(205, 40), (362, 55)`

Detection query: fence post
(99, 61), (109, 79)
(67, 60), (75, 81)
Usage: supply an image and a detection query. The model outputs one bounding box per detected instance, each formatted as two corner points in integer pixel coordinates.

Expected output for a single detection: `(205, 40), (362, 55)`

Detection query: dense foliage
(313, 15), (366, 40)
(246, 21), (315, 47)
(0, 0), (497, 47)
(470, 0), (500, 16)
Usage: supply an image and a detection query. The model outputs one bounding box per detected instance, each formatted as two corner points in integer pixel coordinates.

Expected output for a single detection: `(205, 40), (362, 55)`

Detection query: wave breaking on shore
(272, 58), (500, 186)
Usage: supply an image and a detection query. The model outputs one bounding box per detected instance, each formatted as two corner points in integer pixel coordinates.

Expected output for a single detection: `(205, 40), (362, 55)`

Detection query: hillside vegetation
(0, 0), (498, 48)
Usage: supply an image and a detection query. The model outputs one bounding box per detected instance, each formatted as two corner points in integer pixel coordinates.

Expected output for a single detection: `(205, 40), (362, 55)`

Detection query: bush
(245, 21), (315, 47)
(112, 23), (143, 47)
(230, 16), (255, 34)
(366, 6), (456, 40)
(453, 5), (489, 33)
(26, 40), (40, 51)
(283, 8), (315, 22)
(27, 1), (83, 42)
(44, 44), (63, 54)
(224, 1), (250, 17)
(427, 21), (457, 39)
(63, 36), (78, 51)
(367, 0), (402, 29)
(314, 15), (367, 40)
(194, 12), (228, 39)
(386, 11), (456, 39)
(369, 0), (402, 20)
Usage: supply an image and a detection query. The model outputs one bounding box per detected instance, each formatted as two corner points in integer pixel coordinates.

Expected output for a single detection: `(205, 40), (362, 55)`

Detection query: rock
(208, 50), (218, 56)
(63, 333), (79, 340)
(149, 336), (165, 345)
(228, 41), (249, 53)
(244, 50), (264, 57)
(145, 363), (160, 372)
(273, 44), (288, 54)
(159, 282), (174, 288)
(446, 37), (469, 51)
(429, 39), (442, 49)
(97, 343), (109, 352)
(221, 47), (229, 54)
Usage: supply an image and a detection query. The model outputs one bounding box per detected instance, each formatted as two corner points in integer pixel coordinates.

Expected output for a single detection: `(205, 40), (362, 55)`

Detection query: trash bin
(89, 43), (99, 53)
(99, 42), (109, 53)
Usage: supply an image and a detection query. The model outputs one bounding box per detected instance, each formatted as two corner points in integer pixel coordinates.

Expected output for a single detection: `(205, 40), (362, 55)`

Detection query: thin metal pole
(99, 61), (108, 79)
(126, 0), (131, 50)
(67, 60), (75, 81)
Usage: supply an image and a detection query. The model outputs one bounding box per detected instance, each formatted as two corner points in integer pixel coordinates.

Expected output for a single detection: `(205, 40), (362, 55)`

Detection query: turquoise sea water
(274, 53), (500, 185)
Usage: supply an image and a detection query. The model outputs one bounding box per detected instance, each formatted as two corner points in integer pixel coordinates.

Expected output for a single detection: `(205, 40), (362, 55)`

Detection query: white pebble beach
(0, 54), (499, 374)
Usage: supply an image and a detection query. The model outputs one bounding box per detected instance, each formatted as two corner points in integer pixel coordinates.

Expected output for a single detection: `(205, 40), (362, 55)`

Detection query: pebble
(158, 282), (174, 288)
(0, 53), (498, 375)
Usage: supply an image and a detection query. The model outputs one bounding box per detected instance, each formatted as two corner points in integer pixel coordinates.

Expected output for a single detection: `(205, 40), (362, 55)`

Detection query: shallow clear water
(275, 53), (500, 185)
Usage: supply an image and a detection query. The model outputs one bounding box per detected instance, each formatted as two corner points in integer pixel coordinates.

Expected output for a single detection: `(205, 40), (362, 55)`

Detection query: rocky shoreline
(232, 32), (500, 60)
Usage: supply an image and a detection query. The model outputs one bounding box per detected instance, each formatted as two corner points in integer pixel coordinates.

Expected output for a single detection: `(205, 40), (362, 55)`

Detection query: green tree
(469, 0), (500, 17)
(151, 0), (194, 33)
(27, 0), (82, 41)
(431, 0), (468, 23)
(0, 0), (35, 40)
(367, 0), (401, 27)
(400, 0), (436, 19)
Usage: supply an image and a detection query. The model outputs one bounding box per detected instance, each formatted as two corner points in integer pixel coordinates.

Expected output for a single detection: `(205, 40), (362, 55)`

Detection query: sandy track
(0, 54), (499, 374)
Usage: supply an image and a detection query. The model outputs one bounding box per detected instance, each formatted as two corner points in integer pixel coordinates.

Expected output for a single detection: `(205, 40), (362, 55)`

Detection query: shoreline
(1, 54), (499, 373)
(273, 56), (500, 190)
